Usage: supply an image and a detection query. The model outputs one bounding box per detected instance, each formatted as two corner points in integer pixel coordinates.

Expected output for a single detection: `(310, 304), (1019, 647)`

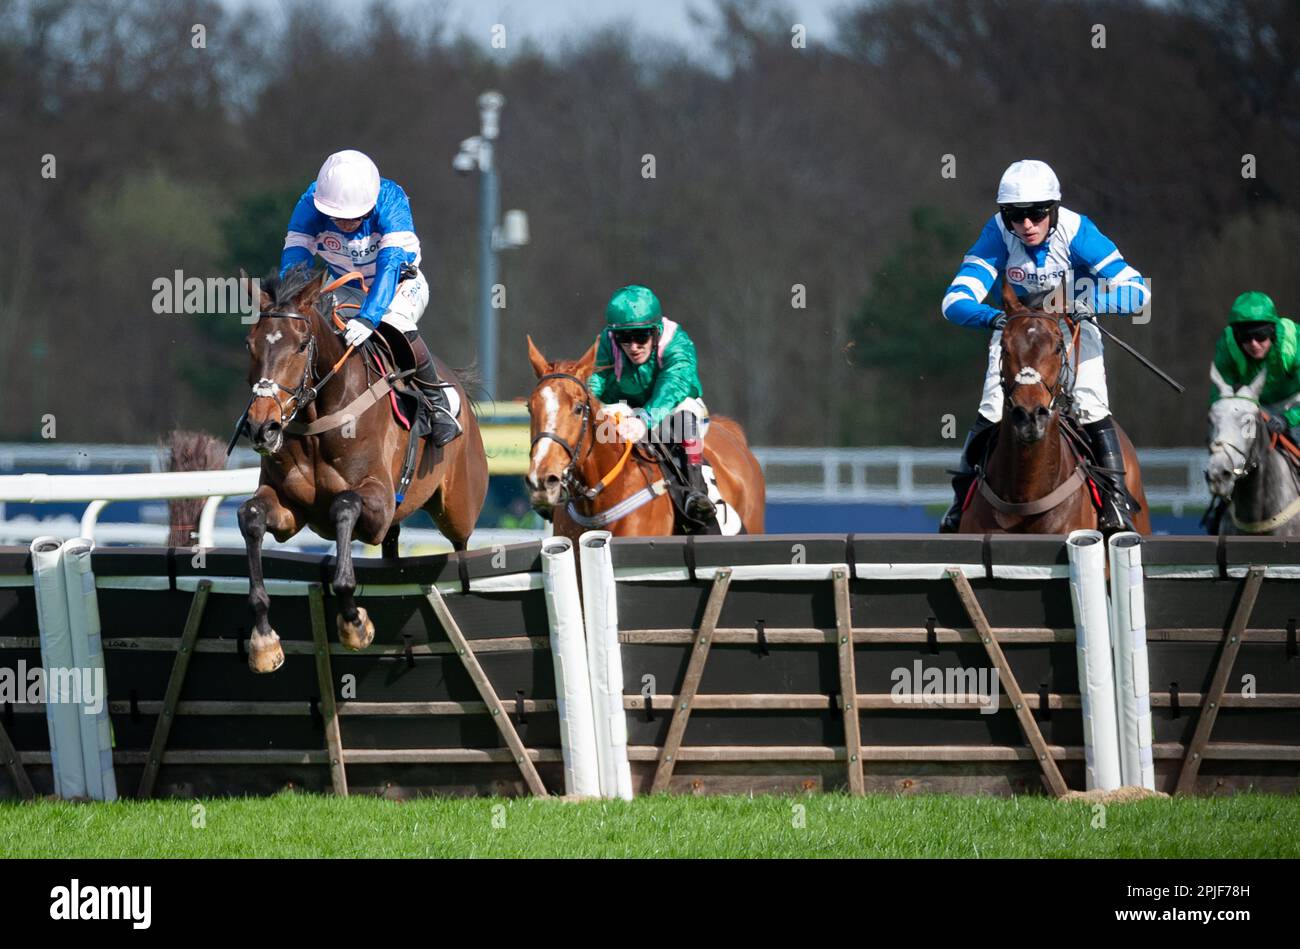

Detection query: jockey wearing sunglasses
(1212, 291), (1300, 443)
(938, 159), (1151, 533)
(587, 285), (717, 526)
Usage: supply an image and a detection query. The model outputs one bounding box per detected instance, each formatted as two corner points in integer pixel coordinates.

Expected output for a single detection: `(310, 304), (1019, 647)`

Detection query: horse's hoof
(248, 629), (285, 674)
(337, 607), (374, 651)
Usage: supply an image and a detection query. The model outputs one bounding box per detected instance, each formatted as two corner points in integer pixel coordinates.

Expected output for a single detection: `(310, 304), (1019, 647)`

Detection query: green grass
(2, 793), (1296, 858)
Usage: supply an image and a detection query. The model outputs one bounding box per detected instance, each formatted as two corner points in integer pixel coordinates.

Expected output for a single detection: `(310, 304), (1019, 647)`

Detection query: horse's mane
(261, 264), (323, 312)
(549, 357), (596, 378)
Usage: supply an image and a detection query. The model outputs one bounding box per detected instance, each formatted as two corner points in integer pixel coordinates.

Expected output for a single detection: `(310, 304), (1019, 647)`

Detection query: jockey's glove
(1265, 414), (1289, 436)
(344, 318), (375, 348)
(1069, 297), (1096, 323)
(989, 312), (1007, 331)
(617, 415), (648, 444)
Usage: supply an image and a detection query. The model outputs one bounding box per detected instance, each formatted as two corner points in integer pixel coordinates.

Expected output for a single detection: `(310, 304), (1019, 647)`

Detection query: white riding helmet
(996, 159), (1061, 205)
(313, 149), (381, 219)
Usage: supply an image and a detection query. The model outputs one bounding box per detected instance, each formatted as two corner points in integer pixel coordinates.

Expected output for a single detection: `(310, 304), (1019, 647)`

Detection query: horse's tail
(160, 430), (226, 546)
(445, 362), (485, 417)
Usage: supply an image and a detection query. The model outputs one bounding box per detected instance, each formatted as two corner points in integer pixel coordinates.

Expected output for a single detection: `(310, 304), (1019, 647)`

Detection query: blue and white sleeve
(942, 216), (1008, 328)
(358, 183), (422, 327)
(1070, 216), (1149, 314)
(279, 188), (320, 277)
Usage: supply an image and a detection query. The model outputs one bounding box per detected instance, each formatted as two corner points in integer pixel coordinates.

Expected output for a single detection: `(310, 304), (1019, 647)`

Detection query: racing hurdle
(0, 533), (1296, 799)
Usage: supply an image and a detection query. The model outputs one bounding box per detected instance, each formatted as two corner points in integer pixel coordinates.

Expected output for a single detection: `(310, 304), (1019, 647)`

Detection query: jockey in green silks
(587, 285), (717, 524)
(1210, 291), (1300, 445)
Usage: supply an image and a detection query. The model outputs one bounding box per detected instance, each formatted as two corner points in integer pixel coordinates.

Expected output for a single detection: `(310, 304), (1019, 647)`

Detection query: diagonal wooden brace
(138, 580), (211, 799)
(309, 584), (348, 797)
(651, 569), (732, 794)
(948, 568), (1068, 797)
(833, 567), (865, 795)
(0, 704), (34, 800)
(425, 586), (548, 796)
(1176, 566), (1265, 795)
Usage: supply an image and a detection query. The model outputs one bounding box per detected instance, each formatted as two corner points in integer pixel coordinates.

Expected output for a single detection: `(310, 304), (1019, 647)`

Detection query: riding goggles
(1232, 323), (1276, 345)
(1000, 203), (1055, 225)
(613, 328), (654, 345)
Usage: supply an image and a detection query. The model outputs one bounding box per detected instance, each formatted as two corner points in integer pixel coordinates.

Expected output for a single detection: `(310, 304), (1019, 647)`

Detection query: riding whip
(1079, 314), (1185, 394)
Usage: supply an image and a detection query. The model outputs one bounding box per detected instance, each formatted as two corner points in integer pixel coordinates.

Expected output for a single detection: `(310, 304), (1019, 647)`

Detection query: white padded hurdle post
(30, 537), (85, 799)
(579, 531), (634, 800)
(540, 536), (600, 797)
(1107, 532), (1155, 790)
(59, 539), (117, 801)
(1066, 529), (1122, 791)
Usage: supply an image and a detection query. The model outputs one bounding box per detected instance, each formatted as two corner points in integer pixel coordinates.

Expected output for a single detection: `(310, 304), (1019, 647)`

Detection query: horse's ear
(1000, 277), (1022, 313)
(575, 340), (599, 375)
(1041, 282), (1068, 315)
(1209, 362), (1235, 400)
(1244, 366), (1268, 401)
(527, 335), (549, 378)
(296, 272), (325, 310)
(239, 269), (268, 315)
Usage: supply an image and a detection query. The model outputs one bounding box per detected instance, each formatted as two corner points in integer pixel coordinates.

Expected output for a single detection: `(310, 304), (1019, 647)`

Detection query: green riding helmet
(1227, 291), (1281, 332)
(605, 285), (663, 331)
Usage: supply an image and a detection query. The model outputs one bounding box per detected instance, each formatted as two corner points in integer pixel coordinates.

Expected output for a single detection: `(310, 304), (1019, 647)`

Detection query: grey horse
(1205, 364), (1300, 535)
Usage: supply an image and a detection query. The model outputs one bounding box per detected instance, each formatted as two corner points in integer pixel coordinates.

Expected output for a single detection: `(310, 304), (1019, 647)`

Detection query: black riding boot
(405, 331), (462, 448)
(1083, 416), (1137, 533)
(939, 416), (997, 533)
(671, 412), (716, 523)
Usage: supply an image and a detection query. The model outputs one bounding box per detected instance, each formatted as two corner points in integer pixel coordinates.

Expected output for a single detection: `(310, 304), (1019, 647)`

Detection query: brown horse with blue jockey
(233, 267), (487, 673)
(957, 281), (1150, 534)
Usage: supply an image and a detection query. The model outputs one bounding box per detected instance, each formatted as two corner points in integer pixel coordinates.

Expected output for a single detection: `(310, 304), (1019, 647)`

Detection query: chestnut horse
(959, 289), (1150, 535)
(525, 336), (765, 543)
(236, 268), (487, 673)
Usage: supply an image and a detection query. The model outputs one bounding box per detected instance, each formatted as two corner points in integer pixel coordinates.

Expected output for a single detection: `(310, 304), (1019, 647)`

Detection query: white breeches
(978, 319), (1110, 424)
(333, 268), (429, 335)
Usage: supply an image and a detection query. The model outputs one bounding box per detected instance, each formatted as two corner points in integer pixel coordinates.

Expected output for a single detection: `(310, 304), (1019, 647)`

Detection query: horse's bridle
(236, 301), (351, 439)
(1000, 312), (1072, 417)
(1209, 401), (1261, 482)
(249, 310), (323, 426)
(530, 371), (598, 500)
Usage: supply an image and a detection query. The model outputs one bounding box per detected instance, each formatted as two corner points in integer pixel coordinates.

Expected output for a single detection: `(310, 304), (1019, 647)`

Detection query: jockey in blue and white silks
(278, 150), (460, 446)
(938, 159), (1150, 532)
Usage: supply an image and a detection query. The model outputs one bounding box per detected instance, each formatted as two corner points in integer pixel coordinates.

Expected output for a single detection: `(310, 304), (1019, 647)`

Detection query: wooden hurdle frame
(127, 579), (554, 799)
(631, 563), (1073, 797)
(2, 536), (1297, 800)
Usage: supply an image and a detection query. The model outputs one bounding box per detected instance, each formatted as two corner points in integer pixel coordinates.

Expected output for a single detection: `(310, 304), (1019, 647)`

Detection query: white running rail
(753, 446), (1210, 514)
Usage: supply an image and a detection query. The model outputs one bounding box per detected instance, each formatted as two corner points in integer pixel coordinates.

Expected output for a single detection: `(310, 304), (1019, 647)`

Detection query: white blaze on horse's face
(527, 383), (569, 507)
(530, 385), (560, 471)
(1206, 397), (1259, 497)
